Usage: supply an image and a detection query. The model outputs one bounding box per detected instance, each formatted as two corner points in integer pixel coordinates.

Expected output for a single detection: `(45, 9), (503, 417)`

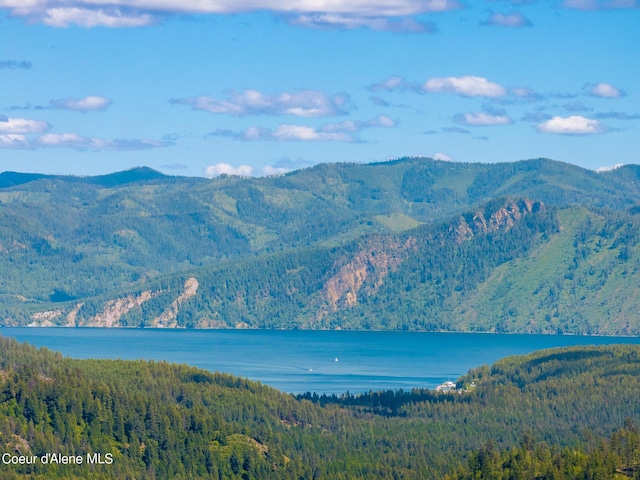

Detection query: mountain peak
(90, 167), (169, 187)
(0, 166), (169, 189)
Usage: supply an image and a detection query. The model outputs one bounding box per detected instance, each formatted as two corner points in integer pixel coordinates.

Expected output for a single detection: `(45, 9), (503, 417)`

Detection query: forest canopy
(1, 337), (640, 478)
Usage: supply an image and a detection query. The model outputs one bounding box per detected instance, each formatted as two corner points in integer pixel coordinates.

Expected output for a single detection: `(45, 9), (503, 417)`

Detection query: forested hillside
(2, 157), (640, 333)
(447, 425), (640, 479)
(1, 338), (640, 479)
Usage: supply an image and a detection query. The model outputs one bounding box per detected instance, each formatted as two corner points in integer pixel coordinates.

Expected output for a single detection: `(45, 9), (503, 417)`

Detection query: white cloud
(0, 134), (30, 148)
(287, 14), (435, 33)
(211, 114), (395, 142)
(1, 0), (462, 28)
(204, 163), (253, 177)
(596, 163), (624, 173)
(319, 120), (361, 133)
(482, 12), (532, 27)
(35, 132), (172, 149)
(213, 124), (353, 142)
(265, 156), (316, 171)
(372, 75), (539, 102)
(273, 124), (353, 142)
(366, 114), (397, 127)
(172, 89), (350, 117)
(369, 75), (420, 92)
(433, 152), (454, 161)
(510, 87), (540, 99)
(261, 165), (290, 176)
(456, 112), (512, 126)
(563, 0), (599, 9)
(0, 117), (50, 134)
(587, 82), (624, 98)
(321, 114), (397, 132)
(370, 76), (404, 91)
(160, 163), (188, 170)
(423, 76), (507, 97)
(0, 118), (171, 150)
(536, 115), (606, 134)
(37, 133), (90, 147)
(563, 0), (638, 10)
(40, 7), (154, 27)
(51, 95), (112, 111)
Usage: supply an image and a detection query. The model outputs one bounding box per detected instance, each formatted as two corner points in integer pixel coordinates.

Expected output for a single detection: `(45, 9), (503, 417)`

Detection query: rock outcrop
(318, 237), (415, 318)
(151, 277), (199, 328)
(455, 199), (544, 243)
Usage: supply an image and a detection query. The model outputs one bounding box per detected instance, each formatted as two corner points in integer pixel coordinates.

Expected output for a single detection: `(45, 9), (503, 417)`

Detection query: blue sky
(1, 0), (638, 177)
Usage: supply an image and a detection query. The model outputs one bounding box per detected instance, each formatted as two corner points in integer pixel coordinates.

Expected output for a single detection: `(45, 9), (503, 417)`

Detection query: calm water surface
(2, 328), (639, 394)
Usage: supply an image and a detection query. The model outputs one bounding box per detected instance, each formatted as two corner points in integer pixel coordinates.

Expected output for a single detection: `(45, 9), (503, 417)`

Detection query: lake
(2, 328), (639, 394)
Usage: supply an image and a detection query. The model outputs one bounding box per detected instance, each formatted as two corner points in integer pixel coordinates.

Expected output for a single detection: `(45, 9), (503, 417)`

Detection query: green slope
(451, 207), (640, 334)
(3, 157), (640, 332)
(2, 337), (640, 479)
(9, 195), (640, 334)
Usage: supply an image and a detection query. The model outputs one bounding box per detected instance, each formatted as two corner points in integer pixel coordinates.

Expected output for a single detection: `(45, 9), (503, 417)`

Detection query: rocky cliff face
(454, 199), (544, 243)
(316, 198), (543, 321)
(317, 237), (415, 320)
(151, 277), (199, 328)
(80, 291), (155, 327)
(24, 277), (200, 327)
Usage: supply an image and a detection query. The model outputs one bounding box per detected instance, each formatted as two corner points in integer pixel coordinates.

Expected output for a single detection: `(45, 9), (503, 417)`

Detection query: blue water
(1, 328), (639, 394)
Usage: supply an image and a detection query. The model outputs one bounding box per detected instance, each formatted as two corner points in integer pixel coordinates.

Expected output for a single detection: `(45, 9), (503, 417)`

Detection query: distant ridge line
(0, 166), (170, 189)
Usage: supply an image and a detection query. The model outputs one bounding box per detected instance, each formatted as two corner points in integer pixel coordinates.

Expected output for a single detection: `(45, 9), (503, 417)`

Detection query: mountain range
(2, 157), (640, 334)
